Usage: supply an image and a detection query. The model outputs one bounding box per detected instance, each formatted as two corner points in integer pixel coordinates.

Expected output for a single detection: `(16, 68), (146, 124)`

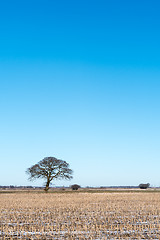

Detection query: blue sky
(0, 0), (160, 187)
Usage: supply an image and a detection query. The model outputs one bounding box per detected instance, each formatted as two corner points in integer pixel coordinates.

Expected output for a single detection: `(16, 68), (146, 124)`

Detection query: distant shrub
(71, 184), (81, 190)
(139, 183), (150, 189)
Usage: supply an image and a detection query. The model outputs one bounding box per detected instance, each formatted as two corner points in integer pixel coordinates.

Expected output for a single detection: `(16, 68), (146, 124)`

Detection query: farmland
(0, 191), (160, 239)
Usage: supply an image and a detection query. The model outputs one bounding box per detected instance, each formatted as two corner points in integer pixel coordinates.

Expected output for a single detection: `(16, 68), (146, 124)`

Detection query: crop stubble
(0, 192), (160, 239)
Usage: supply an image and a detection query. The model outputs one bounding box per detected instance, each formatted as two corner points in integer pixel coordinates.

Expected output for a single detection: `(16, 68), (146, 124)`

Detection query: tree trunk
(44, 178), (50, 192)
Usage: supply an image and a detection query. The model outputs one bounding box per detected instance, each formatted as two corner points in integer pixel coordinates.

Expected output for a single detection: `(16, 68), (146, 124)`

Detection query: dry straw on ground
(0, 192), (160, 239)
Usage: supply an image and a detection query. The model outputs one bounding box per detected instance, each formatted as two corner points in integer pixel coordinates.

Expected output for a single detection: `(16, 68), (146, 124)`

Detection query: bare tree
(26, 157), (73, 192)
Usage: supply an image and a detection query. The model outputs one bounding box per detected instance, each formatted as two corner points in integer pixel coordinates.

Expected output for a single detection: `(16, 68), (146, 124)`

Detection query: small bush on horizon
(71, 184), (81, 190)
(139, 183), (150, 189)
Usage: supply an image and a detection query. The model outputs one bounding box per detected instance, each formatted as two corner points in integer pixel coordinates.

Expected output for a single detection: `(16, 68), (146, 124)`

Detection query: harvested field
(0, 192), (160, 239)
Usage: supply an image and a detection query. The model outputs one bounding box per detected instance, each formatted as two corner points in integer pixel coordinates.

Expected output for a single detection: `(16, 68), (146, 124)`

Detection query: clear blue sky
(0, 0), (160, 187)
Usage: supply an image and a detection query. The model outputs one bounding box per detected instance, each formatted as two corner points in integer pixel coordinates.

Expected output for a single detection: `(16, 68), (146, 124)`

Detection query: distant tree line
(100, 186), (139, 189)
(0, 185), (81, 190)
(0, 185), (35, 189)
(0, 183), (152, 191)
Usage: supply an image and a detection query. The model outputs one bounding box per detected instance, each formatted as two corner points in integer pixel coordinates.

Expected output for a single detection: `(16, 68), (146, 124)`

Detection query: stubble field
(0, 191), (160, 239)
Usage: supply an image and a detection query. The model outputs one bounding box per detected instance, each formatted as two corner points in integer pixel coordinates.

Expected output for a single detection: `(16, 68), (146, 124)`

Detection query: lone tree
(26, 157), (73, 192)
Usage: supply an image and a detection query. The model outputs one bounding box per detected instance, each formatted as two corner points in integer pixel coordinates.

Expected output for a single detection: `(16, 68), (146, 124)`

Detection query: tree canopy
(26, 157), (73, 191)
